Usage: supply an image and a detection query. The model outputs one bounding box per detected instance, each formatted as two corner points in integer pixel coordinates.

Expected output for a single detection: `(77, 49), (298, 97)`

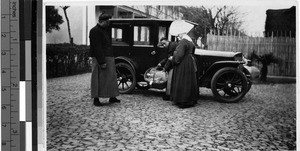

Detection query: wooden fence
(206, 34), (296, 77)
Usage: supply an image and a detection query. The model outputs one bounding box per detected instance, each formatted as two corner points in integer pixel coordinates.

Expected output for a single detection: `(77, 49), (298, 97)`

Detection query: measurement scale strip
(19, 0), (33, 151)
(1, 0), (12, 149)
(1, 0), (23, 150)
(2, 0), (37, 150)
(22, 0), (34, 151)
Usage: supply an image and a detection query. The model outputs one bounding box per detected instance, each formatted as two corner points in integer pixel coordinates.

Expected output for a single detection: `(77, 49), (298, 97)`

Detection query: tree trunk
(201, 34), (208, 49)
(62, 6), (73, 45)
(260, 63), (268, 82)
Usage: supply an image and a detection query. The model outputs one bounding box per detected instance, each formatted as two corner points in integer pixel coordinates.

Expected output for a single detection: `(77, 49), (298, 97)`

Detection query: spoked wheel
(116, 62), (136, 94)
(211, 67), (248, 103)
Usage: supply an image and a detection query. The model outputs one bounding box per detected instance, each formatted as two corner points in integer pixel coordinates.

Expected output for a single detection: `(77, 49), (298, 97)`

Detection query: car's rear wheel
(211, 67), (248, 103)
(116, 62), (136, 94)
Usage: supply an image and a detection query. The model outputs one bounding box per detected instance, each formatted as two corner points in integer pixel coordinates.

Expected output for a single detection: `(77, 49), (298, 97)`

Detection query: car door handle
(151, 51), (156, 55)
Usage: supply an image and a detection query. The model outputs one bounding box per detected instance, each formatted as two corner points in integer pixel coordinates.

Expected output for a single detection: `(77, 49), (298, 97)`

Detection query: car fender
(115, 56), (137, 73)
(243, 65), (260, 79)
(199, 61), (242, 83)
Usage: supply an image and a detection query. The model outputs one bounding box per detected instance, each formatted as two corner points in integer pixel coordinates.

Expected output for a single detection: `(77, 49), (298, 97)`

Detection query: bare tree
(214, 6), (246, 36)
(60, 6), (73, 45)
(181, 6), (246, 48)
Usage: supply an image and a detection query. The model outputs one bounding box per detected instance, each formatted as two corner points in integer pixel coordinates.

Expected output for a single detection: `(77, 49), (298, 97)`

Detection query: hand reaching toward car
(100, 63), (107, 69)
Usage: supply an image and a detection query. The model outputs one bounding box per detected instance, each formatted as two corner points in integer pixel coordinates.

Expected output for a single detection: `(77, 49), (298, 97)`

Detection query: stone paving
(47, 73), (296, 151)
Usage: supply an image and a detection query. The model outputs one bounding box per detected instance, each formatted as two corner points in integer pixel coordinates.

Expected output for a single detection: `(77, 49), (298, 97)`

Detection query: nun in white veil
(168, 20), (199, 108)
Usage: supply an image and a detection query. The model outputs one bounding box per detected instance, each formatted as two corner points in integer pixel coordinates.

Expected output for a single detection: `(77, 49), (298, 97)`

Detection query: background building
(264, 6), (296, 37)
(46, 5), (183, 45)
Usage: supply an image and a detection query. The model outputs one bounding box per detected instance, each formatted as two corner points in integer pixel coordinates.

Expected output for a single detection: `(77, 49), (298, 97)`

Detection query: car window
(134, 26), (150, 46)
(112, 26), (130, 46)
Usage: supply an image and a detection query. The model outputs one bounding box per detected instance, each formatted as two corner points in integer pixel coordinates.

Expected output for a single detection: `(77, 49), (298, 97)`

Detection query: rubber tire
(116, 62), (136, 94)
(211, 67), (248, 103)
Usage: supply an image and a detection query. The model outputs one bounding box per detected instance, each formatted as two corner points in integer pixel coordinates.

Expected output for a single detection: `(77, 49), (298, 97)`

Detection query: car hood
(194, 48), (241, 57)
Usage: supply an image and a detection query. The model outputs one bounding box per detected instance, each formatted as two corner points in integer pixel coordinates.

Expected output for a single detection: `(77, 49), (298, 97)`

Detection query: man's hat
(98, 14), (111, 21)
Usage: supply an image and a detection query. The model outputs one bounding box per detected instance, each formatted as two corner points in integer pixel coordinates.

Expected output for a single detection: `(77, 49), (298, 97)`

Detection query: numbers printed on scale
(11, 83), (18, 88)
(2, 0), (21, 150)
(2, 141), (7, 146)
(1, 51), (7, 55)
(1, 33), (7, 38)
(2, 87), (8, 91)
(12, 129), (18, 134)
(2, 106), (7, 110)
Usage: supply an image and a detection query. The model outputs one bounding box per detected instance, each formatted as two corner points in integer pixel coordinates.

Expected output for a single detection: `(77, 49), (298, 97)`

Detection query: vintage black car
(110, 18), (254, 103)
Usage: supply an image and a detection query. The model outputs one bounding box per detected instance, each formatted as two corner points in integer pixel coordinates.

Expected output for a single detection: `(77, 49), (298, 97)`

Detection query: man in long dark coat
(89, 14), (120, 106)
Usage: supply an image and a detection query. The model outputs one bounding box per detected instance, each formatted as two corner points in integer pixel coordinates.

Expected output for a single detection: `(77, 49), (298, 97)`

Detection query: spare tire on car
(144, 67), (168, 89)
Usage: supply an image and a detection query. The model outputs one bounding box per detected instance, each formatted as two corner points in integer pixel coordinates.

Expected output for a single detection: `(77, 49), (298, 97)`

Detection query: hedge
(46, 43), (91, 79)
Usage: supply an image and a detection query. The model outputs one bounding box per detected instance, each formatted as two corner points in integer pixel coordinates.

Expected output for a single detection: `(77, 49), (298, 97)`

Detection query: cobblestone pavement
(47, 73), (296, 151)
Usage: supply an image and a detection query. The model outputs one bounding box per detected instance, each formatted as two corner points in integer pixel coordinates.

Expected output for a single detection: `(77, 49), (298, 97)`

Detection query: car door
(111, 23), (132, 57)
(131, 25), (159, 74)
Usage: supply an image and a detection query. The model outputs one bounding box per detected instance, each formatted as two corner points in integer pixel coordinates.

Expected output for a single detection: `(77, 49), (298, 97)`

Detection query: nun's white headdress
(169, 20), (195, 36)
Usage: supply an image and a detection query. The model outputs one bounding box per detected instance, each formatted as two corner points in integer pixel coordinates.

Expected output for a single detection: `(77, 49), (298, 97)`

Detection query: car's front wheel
(116, 62), (136, 94)
(211, 67), (248, 103)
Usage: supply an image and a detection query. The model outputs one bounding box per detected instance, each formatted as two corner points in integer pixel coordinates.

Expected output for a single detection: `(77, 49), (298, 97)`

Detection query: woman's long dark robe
(170, 38), (199, 106)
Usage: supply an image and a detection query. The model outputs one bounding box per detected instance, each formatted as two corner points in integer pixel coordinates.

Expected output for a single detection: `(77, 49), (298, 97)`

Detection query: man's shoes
(109, 97), (121, 103)
(176, 102), (196, 109)
(93, 98), (103, 106)
(162, 95), (170, 101)
(177, 104), (194, 109)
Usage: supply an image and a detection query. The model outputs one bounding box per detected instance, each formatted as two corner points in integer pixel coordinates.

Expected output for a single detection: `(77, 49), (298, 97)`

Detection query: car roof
(110, 18), (172, 21)
(110, 18), (198, 26)
(110, 18), (173, 22)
